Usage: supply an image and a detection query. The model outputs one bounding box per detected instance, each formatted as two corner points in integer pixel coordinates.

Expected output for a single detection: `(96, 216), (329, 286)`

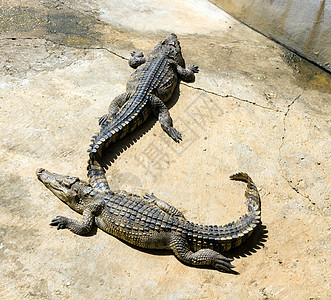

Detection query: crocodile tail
(188, 173), (261, 253)
(87, 99), (149, 156)
(230, 172), (261, 212)
(217, 172), (261, 251)
(86, 103), (150, 192)
(87, 156), (111, 192)
(87, 126), (118, 156)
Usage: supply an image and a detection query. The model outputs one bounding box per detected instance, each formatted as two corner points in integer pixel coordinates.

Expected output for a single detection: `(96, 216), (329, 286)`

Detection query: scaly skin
(36, 168), (261, 273)
(87, 33), (199, 192)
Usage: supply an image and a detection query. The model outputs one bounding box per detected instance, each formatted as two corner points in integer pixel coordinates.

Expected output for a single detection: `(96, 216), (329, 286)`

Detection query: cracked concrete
(182, 82), (283, 112)
(0, 0), (330, 299)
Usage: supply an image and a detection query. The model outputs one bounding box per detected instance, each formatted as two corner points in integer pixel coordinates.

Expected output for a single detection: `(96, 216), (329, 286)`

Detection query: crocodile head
(36, 168), (97, 214)
(154, 33), (185, 66)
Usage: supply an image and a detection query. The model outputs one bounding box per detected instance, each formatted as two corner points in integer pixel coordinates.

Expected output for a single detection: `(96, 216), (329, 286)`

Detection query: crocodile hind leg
(99, 93), (131, 126)
(129, 51), (146, 68)
(144, 193), (186, 219)
(170, 235), (235, 272)
(151, 95), (182, 142)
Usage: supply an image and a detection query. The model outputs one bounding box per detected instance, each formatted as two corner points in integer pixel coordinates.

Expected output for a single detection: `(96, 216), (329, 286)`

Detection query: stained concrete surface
(0, 0), (330, 299)
(210, 0), (331, 72)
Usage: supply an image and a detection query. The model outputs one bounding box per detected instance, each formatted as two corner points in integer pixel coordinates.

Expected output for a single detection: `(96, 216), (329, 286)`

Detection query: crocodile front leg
(99, 93), (131, 127)
(50, 202), (104, 235)
(151, 95), (182, 143)
(144, 193), (186, 219)
(177, 64), (199, 83)
(170, 235), (235, 273)
(129, 51), (146, 69)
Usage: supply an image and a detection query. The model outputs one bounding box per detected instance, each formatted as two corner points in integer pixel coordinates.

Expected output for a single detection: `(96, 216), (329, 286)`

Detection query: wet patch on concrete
(283, 49), (331, 93)
(0, 6), (103, 47)
(44, 11), (103, 47)
(0, 7), (43, 33)
(0, 5), (110, 78)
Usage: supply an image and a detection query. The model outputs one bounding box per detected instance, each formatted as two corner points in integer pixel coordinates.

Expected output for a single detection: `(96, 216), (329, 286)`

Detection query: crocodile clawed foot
(50, 216), (68, 230)
(98, 114), (109, 126)
(188, 64), (199, 73)
(99, 114), (116, 127)
(163, 126), (182, 143)
(144, 192), (158, 203)
(131, 51), (144, 57)
(213, 255), (237, 273)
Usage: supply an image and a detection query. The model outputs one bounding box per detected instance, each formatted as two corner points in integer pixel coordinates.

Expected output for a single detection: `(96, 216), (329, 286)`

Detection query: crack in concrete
(278, 94), (328, 223)
(0, 37), (40, 41)
(279, 94), (301, 151)
(43, 39), (129, 61)
(83, 46), (129, 61)
(181, 82), (282, 112)
(281, 174), (329, 224)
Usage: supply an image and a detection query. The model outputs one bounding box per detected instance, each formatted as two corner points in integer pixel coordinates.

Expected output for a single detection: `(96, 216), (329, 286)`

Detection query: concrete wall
(210, 0), (331, 72)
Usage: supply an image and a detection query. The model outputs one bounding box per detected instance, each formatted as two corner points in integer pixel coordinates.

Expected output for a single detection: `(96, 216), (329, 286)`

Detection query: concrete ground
(0, 0), (330, 299)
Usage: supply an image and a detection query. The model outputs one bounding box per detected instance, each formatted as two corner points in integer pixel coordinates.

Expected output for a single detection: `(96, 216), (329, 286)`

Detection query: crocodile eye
(62, 176), (79, 187)
(83, 187), (93, 197)
(72, 186), (79, 193)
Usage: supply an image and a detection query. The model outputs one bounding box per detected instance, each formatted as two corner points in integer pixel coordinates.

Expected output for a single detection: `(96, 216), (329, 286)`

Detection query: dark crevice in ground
(74, 46), (129, 61)
(181, 82), (282, 112)
(42, 40), (130, 61)
(278, 94), (301, 151)
(0, 37), (40, 41)
(280, 174), (328, 224)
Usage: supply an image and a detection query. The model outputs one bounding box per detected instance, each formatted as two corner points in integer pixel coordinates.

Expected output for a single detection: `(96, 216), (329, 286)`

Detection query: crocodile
(87, 33), (199, 192)
(36, 168), (261, 273)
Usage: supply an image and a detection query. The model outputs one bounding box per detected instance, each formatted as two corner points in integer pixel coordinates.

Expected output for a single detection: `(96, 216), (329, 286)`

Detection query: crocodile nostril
(36, 168), (45, 175)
